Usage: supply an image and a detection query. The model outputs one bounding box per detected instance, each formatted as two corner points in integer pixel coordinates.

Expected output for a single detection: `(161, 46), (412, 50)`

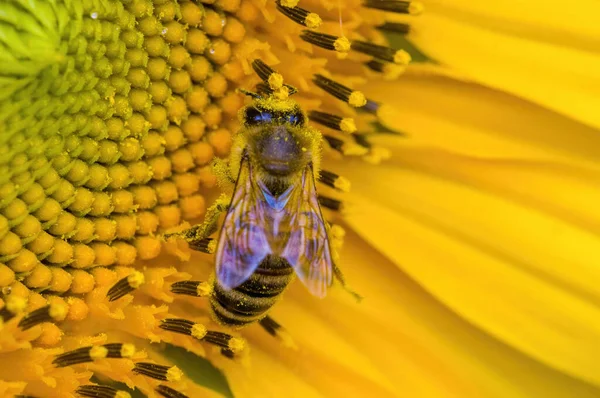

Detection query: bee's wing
(215, 156), (271, 289)
(281, 166), (333, 298)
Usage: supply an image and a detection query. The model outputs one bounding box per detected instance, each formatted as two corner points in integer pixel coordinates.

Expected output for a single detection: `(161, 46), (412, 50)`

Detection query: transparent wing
(280, 166), (333, 298)
(215, 156), (271, 289)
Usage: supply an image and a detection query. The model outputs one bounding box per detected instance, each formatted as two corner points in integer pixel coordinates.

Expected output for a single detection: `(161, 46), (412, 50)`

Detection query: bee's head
(241, 98), (314, 176)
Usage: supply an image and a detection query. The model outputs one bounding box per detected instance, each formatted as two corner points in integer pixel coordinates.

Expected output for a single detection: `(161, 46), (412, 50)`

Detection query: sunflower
(1, 0), (599, 397)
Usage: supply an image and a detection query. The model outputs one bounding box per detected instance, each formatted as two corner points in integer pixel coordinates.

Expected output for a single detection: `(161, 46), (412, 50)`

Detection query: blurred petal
(402, 1), (600, 128)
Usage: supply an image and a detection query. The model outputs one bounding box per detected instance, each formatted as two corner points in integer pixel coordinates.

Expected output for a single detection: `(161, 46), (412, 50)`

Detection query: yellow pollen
(197, 281), (214, 297)
(191, 323), (208, 339)
(281, 0), (300, 7)
(409, 1), (425, 15)
(90, 345), (108, 360)
(228, 337), (247, 353)
(49, 302), (68, 321)
(348, 91), (367, 107)
(5, 296), (27, 314)
(120, 343), (136, 358)
(382, 63), (407, 80)
(339, 118), (357, 133)
(166, 366), (184, 382)
(273, 86), (290, 100)
(334, 37), (351, 53)
(334, 176), (351, 193)
(394, 49), (412, 65)
(305, 13), (322, 29)
(268, 73), (284, 90)
(127, 271), (145, 288)
(330, 225), (346, 239)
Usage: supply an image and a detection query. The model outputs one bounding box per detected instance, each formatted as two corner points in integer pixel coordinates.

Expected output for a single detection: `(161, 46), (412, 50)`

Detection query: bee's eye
(287, 111), (304, 126)
(245, 107), (273, 125)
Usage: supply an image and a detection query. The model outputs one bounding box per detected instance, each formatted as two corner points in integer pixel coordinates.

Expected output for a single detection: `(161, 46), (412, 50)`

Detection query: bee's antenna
(251, 59), (298, 97)
(237, 88), (262, 99)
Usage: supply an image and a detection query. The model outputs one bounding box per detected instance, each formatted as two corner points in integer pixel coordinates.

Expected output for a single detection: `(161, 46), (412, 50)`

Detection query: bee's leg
(259, 316), (298, 350)
(163, 193), (230, 253)
(328, 223), (364, 302)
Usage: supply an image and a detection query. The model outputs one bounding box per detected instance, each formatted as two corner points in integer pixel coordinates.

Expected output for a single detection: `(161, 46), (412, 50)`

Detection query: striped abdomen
(210, 254), (294, 327)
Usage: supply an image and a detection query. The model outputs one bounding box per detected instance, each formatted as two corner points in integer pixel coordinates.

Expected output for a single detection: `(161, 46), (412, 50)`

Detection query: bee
(168, 60), (355, 328)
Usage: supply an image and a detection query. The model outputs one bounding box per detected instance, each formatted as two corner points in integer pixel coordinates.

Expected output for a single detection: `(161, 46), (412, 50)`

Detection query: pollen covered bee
(168, 59), (356, 329)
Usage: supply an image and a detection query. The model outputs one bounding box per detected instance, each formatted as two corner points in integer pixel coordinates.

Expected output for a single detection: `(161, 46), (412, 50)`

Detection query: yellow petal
(225, 226), (600, 397)
(333, 145), (600, 387)
(372, 70), (600, 170)
(403, 5), (600, 129)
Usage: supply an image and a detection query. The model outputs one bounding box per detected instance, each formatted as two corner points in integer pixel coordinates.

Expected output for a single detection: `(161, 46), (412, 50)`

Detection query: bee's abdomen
(210, 255), (294, 327)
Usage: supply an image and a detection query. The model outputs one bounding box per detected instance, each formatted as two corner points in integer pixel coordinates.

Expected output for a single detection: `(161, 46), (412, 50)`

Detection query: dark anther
(188, 237), (214, 253)
(170, 280), (209, 297)
(275, 1), (322, 28)
(18, 305), (58, 330)
(107, 272), (144, 302)
(133, 362), (177, 381)
(363, 0), (414, 14)
(76, 384), (123, 398)
(156, 385), (189, 398)
(299, 30), (346, 51)
(318, 195), (342, 211)
(259, 315), (282, 337)
(376, 22), (411, 34)
(323, 135), (345, 153)
(159, 318), (194, 335)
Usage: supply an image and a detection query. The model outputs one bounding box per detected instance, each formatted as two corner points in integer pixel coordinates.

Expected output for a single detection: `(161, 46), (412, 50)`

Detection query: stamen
(351, 41), (411, 65)
(319, 170), (351, 192)
(363, 1), (424, 15)
(376, 22), (411, 34)
(170, 280), (213, 297)
(308, 111), (357, 133)
(0, 295), (26, 323)
(76, 385), (131, 398)
(187, 237), (216, 254)
(318, 195), (343, 211)
(53, 345), (107, 367)
(159, 318), (246, 354)
(313, 75), (366, 107)
(299, 30), (350, 54)
(365, 60), (406, 80)
(18, 303), (66, 330)
(204, 331), (246, 354)
(106, 271), (145, 302)
(275, 1), (322, 29)
(251, 59), (283, 90)
(53, 343), (135, 367)
(323, 135), (368, 156)
(133, 362), (183, 382)
(156, 385), (189, 398)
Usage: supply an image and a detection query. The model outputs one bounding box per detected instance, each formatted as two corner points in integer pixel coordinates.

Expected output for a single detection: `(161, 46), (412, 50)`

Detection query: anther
(18, 303), (66, 330)
(251, 59), (282, 89)
(187, 237), (216, 254)
(106, 271), (145, 301)
(53, 343), (135, 367)
(365, 60), (406, 80)
(170, 280), (213, 297)
(319, 170), (351, 192)
(53, 345), (107, 367)
(323, 135), (368, 156)
(133, 362), (183, 382)
(318, 195), (342, 211)
(0, 295), (26, 323)
(275, 1), (322, 29)
(363, 1), (424, 15)
(76, 384), (131, 398)
(313, 75), (366, 107)
(203, 331), (246, 354)
(308, 111), (356, 133)
(376, 22), (411, 34)
(299, 31), (350, 53)
(156, 385), (189, 398)
(351, 41), (411, 65)
(160, 318), (246, 354)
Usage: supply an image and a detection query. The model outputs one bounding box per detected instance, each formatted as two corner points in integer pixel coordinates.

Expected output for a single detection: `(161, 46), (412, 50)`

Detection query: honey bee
(168, 60), (355, 328)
